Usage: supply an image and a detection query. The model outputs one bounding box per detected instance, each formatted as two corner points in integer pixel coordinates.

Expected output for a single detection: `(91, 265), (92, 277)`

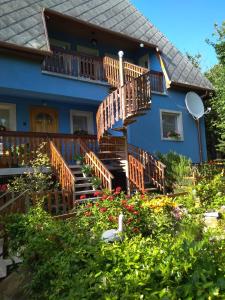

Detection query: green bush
(194, 173), (225, 209)
(156, 151), (192, 191)
(4, 190), (225, 299)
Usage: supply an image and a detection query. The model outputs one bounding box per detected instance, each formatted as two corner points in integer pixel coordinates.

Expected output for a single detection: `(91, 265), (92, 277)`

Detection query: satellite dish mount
(185, 92), (208, 163)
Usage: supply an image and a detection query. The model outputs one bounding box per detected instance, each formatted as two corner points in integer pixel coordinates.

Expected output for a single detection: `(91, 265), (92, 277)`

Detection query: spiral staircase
(95, 54), (166, 194)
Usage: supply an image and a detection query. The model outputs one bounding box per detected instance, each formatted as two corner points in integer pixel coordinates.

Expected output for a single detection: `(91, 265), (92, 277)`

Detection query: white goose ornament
(101, 214), (124, 242)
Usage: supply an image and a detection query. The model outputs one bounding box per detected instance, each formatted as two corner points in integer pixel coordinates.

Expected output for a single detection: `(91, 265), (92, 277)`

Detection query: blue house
(0, 0), (213, 196)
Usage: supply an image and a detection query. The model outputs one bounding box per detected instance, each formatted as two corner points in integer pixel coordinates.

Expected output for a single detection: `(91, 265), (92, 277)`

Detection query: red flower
(80, 195), (86, 200)
(87, 203), (93, 208)
(133, 211), (139, 215)
(0, 184), (7, 192)
(99, 207), (108, 213)
(126, 195), (130, 199)
(121, 200), (127, 206)
(95, 202), (99, 207)
(94, 191), (102, 197)
(84, 211), (92, 217)
(126, 217), (133, 224)
(132, 227), (140, 233)
(101, 195), (108, 201)
(114, 186), (122, 194)
(107, 196), (114, 201)
(108, 215), (115, 222)
(126, 205), (135, 212)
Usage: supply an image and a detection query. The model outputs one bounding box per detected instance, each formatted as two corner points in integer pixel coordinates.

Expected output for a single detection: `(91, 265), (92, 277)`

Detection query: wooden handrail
(128, 154), (145, 193)
(49, 141), (75, 193)
(128, 144), (166, 193)
(79, 139), (114, 191)
(96, 71), (151, 139)
(0, 190), (30, 216)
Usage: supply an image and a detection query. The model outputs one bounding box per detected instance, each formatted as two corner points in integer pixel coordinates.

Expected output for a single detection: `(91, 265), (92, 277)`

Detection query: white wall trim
(70, 110), (94, 134)
(160, 109), (184, 141)
(0, 102), (16, 131)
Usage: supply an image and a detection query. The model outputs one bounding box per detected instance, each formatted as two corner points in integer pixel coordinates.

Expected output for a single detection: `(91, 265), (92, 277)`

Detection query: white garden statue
(101, 213), (124, 242)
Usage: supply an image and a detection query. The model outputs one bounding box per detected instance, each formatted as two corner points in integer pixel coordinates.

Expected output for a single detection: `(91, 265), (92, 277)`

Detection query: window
(160, 110), (183, 141)
(0, 103), (16, 131)
(77, 45), (99, 57)
(70, 110), (94, 135)
(49, 38), (71, 50)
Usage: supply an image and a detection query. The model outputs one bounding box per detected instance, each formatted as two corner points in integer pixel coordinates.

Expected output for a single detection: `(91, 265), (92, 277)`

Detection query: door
(30, 107), (58, 133)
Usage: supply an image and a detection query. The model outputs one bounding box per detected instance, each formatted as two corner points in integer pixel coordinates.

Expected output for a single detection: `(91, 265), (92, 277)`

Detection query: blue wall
(0, 55), (109, 103)
(0, 96), (98, 134)
(128, 89), (207, 163)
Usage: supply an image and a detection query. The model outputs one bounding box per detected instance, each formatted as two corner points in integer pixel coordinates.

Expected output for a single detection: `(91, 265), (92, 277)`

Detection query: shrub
(4, 190), (225, 299)
(8, 143), (56, 194)
(156, 151), (192, 191)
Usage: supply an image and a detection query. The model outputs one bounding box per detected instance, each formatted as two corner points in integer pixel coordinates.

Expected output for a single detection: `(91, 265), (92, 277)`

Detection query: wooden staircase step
(98, 151), (125, 154)
(145, 187), (158, 192)
(74, 189), (97, 196)
(76, 176), (92, 181)
(69, 165), (82, 169)
(100, 158), (122, 161)
(72, 170), (83, 175)
(76, 183), (92, 188)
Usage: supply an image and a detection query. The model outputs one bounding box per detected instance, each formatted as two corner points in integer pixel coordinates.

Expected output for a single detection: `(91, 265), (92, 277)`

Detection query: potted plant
(167, 131), (181, 140)
(81, 164), (92, 176)
(91, 176), (102, 190)
(74, 154), (83, 165)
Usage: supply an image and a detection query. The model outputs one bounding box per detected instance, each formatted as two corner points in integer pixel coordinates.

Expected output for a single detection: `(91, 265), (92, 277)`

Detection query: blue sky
(131, 0), (225, 71)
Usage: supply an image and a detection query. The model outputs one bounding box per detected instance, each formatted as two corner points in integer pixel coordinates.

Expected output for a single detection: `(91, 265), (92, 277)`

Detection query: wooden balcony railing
(0, 131), (97, 168)
(96, 71), (151, 139)
(128, 144), (166, 193)
(128, 154), (145, 193)
(49, 141), (75, 193)
(103, 56), (164, 92)
(150, 70), (164, 93)
(42, 48), (105, 82)
(79, 139), (114, 191)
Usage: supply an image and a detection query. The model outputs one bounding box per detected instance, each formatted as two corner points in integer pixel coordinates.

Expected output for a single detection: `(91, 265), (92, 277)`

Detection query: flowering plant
(167, 130), (181, 139)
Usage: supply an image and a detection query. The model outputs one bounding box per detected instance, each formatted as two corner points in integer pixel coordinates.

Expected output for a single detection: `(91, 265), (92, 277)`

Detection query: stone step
(72, 170), (83, 175)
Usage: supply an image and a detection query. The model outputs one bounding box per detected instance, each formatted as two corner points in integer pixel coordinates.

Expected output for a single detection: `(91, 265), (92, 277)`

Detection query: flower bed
(3, 183), (225, 299)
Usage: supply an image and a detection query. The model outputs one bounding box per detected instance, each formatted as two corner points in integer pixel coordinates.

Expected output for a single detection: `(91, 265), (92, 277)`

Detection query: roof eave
(44, 8), (157, 50)
(0, 40), (52, 57)
(170, 80), (214, 93)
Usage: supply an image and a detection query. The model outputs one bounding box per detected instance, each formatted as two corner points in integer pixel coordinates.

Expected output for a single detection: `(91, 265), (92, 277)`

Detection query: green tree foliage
(205, 22), (225, 155)
(185, 52), (202, 69)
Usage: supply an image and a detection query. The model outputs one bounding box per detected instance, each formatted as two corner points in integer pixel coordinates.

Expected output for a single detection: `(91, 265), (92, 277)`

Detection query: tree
(185, 52), (202, 69)
(205, 22), (225, 156)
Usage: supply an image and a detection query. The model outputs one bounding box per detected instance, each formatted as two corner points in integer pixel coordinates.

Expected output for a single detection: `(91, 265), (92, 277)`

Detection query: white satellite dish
(185, 92), (204, 119)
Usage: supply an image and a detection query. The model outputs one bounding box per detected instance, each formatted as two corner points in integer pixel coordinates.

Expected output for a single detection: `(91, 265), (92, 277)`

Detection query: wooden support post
(118, 50), (130, 195)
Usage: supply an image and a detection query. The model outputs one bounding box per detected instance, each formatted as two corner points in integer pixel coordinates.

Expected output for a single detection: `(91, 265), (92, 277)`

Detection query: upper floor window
(50, 38), (71, 50)
(160, 110), (183, 141)
(77, 45), (99, 57)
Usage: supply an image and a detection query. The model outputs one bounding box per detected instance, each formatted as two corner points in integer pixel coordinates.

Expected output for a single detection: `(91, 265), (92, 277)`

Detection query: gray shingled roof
(0, 0), (213, 90)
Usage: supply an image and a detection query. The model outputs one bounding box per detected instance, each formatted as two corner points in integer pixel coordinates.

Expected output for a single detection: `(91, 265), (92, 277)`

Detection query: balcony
(42, 49), (165, 93)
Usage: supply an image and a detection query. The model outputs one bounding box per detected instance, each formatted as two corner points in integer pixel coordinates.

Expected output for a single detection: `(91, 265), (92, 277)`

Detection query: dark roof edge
(44, 8), (157, 50)
(0, 40), (52, 57)
(170, 81), (213, 93)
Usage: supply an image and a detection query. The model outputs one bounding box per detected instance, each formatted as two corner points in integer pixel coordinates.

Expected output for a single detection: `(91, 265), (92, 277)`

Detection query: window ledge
(42, 70), (110, 87)
(162, 137), (184, 142)
(152, 91), (168, 96)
